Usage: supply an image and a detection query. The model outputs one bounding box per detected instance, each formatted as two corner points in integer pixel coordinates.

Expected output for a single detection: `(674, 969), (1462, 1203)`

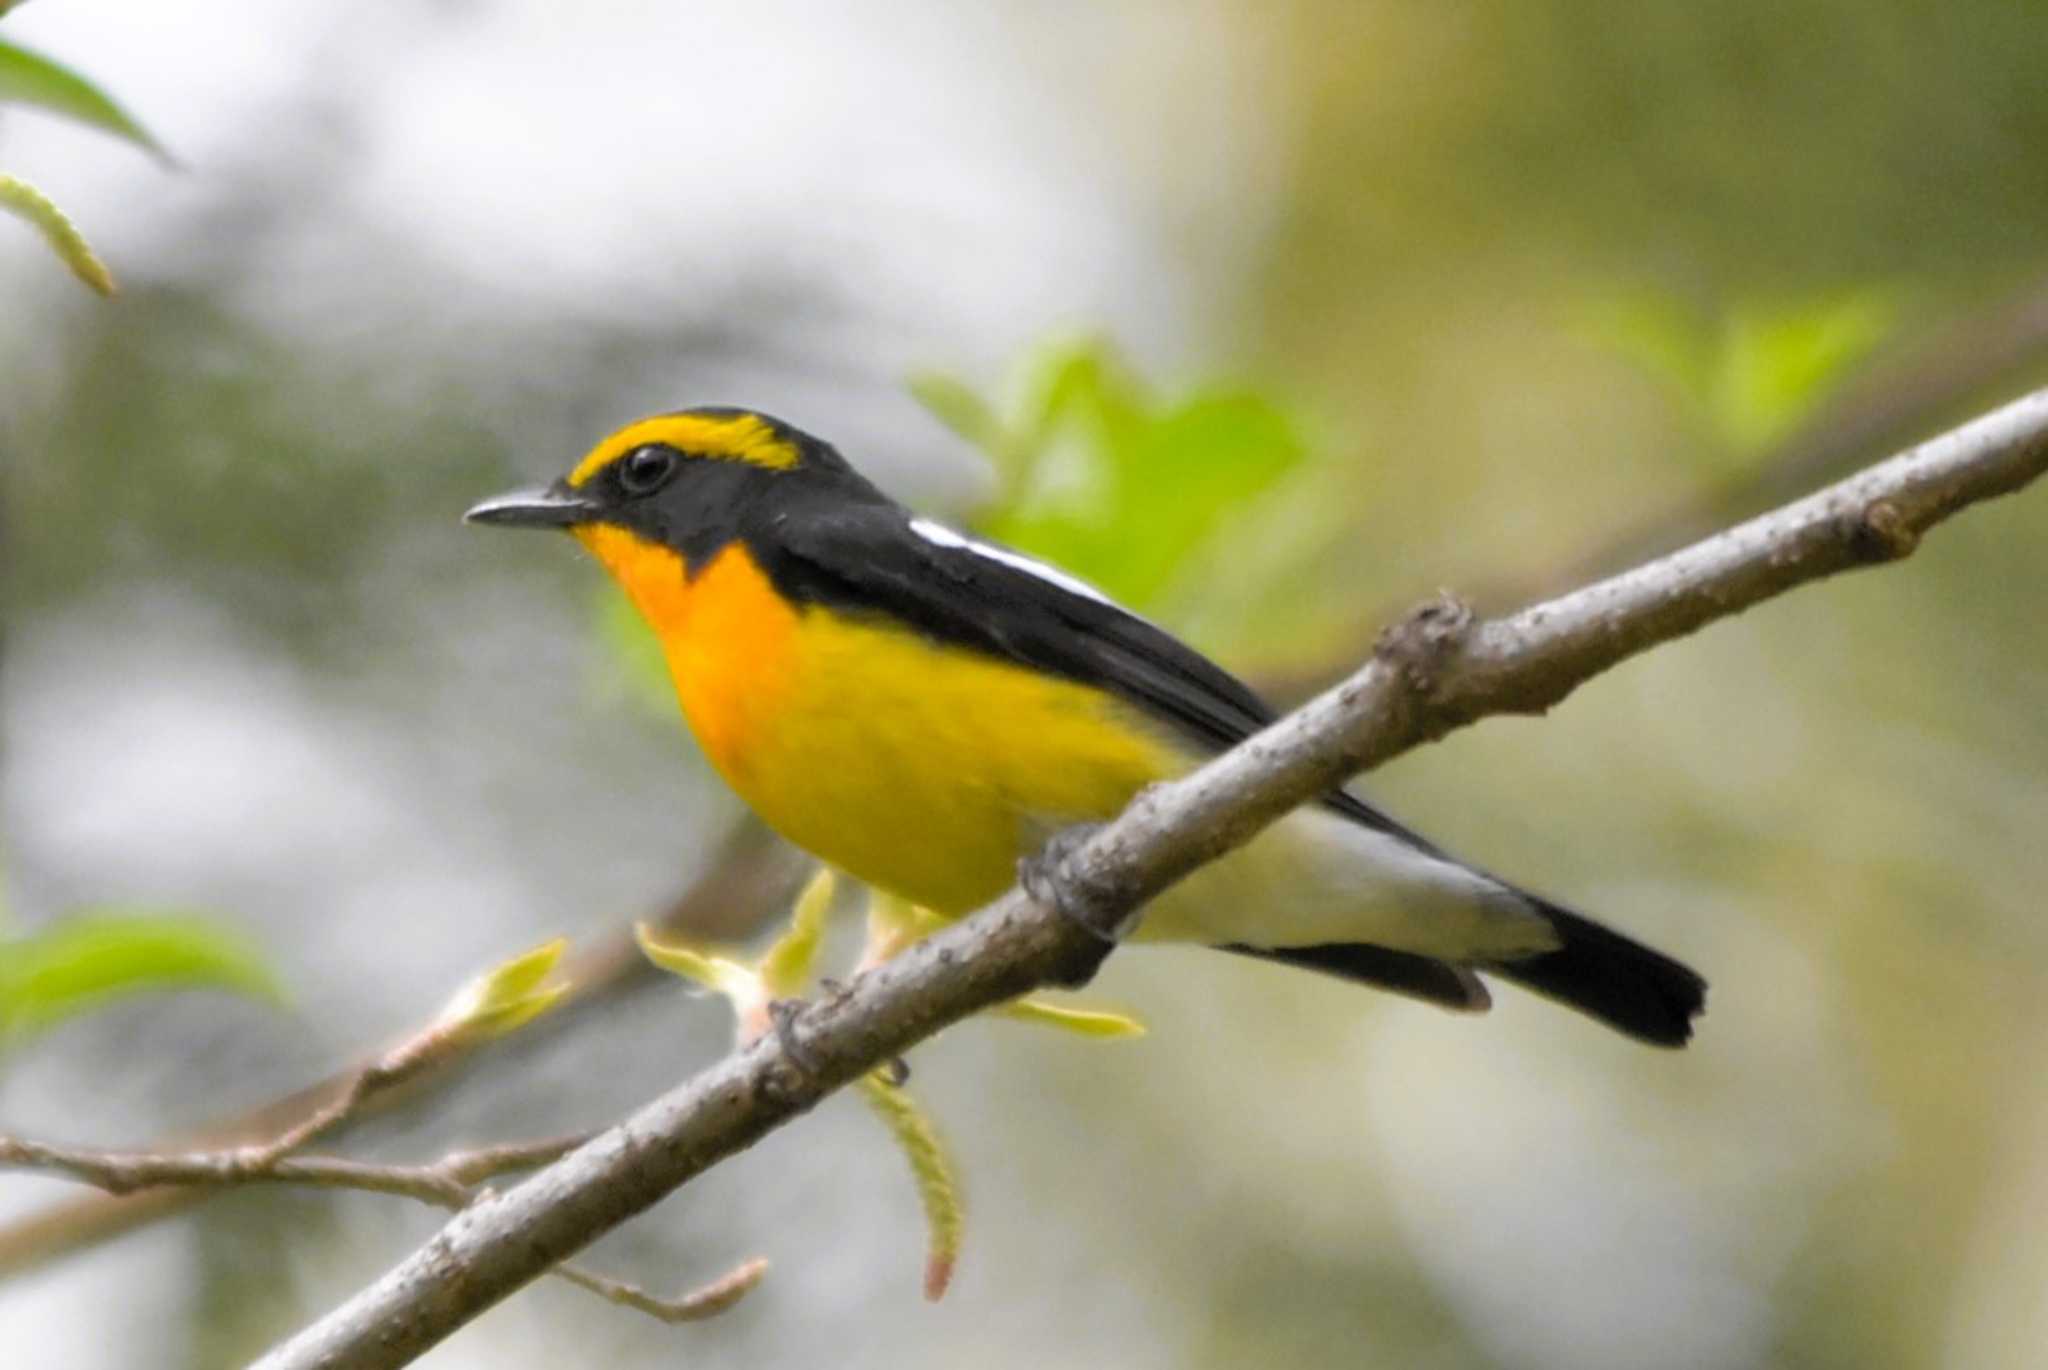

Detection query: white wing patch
(907, 517), (1115, 607)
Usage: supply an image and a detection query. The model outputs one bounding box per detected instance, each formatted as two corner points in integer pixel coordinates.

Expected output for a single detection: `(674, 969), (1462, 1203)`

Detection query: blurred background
(4, 2), (2047, 1366)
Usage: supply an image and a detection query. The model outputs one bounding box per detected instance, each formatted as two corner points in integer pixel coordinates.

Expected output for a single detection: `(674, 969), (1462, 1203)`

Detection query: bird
(467, 406), (1706, 1046)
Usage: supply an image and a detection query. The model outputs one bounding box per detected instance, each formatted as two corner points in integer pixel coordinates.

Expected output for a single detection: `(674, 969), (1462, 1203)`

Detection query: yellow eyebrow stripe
(566, 412), (800, 487)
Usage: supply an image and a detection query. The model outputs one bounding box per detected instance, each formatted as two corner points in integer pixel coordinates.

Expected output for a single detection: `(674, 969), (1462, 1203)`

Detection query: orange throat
(572, 526), (798, 783)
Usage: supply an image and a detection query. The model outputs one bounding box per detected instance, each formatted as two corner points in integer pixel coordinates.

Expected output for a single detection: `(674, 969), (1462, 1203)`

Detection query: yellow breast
(575, 527), (1186, 915)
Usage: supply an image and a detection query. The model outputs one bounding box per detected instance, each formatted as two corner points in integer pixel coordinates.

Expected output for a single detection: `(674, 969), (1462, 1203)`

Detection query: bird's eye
(616, 444), (680, 497)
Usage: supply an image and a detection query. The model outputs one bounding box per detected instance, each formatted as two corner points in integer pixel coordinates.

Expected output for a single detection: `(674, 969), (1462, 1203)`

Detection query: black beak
(463, 484), (597, 529)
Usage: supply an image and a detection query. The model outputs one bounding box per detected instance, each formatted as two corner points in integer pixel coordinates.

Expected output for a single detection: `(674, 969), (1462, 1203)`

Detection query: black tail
(1487, 899), (1706, 1047)
(1221, 903), (1706, 1048)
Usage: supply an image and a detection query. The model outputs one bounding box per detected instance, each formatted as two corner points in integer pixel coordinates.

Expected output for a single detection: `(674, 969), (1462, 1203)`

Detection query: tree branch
(257, 387), (2048, 1370)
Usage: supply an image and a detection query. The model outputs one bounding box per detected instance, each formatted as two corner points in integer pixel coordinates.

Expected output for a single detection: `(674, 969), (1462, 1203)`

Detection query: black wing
(764, 504), (1443, 854)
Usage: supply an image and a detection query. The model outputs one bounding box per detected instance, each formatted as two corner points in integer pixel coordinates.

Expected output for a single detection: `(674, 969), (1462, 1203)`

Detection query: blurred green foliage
(913, 338), (1311, 611)
(1588, 288), (1899, 459)
(0, 906), (281, 1047)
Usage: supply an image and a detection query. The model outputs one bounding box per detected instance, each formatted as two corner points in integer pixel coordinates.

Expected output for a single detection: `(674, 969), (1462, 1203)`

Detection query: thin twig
(0, 819), (807, 1281)
(551, 1256), (770, 1324)
(231, 1023), (462, 1173)
(0, 1130), (769, 1326)
(256, 387), (2048, 1370)
(0, 1134), (588, 1209)
(0, 935), (574, 1206)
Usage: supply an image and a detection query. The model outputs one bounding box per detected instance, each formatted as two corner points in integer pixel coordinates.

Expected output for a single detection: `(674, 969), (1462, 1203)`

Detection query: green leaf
(1111, 391), (1309, 601)
(0, 912), (282, 1043)
(909, 339), (1322, 658)
(0, 173), (115, 294)
(1014, 336), (1135, 464)
(1588, 287), (1898, 460)
(979, 352), (1308, 609)
(0, 39), (169, 160)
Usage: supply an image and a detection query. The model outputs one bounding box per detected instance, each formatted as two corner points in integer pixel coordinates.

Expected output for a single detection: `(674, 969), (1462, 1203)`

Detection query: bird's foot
(1018, 823), (1128, 988)
(765, 997), (819, 1078)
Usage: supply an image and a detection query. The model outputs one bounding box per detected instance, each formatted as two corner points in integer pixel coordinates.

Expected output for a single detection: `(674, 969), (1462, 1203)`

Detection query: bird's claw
(1018, 824), (1122, 941)
(766, 997), (819, 1077)
(1018, 823), (1127, 987)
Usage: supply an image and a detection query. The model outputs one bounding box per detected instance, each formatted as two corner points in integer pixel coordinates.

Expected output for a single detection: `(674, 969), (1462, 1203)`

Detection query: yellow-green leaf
(437, 937), (570, 1040)
(997, 998), (1147, 1038)
(759, 868), (834, 997)
(634, 922), (759, 1000)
